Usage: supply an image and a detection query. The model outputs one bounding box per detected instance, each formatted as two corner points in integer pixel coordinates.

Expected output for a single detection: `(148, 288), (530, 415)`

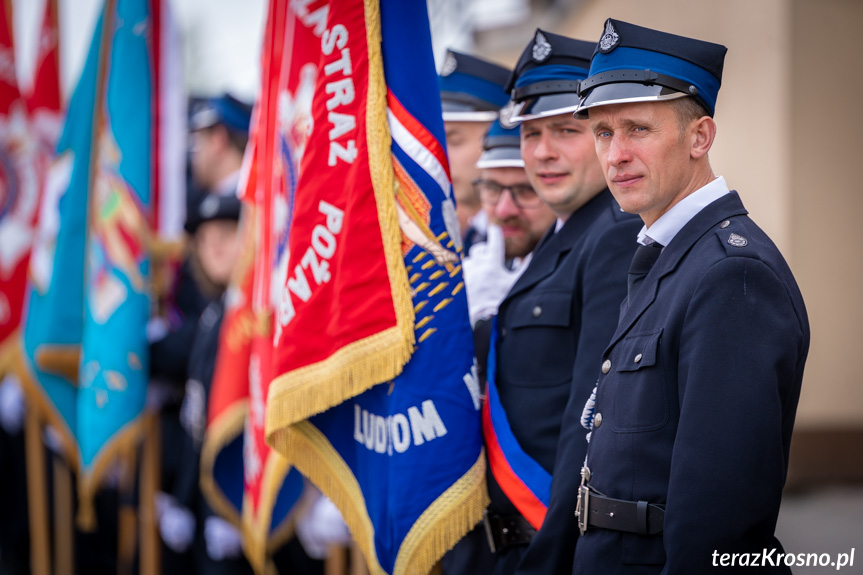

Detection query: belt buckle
(482, 510), (497, 553)
(576, 485), (590, 535)
(575, 466), (591, 536)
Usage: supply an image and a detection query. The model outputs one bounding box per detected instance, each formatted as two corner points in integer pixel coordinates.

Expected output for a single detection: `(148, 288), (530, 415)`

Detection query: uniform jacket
(565, 192), (809, 574)
(486, 189), (641, 571)
(174, 297), (225, 512)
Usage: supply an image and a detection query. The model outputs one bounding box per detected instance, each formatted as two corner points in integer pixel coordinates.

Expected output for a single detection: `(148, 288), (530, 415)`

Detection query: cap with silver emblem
(184, 193), (242, 234)
(439, 50), (511, 122)
(503, 29), (595, 125)
(574, 18), (727, 119)
(475, 120), (523, 169)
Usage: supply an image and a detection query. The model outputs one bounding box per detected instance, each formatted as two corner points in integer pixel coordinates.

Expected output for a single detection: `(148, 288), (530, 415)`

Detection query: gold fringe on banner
(15, 329), (149, 533)
(13, 340), (81, 471)
(241, 453), (297, 575)
(265, 0), (415, 435)
(271, 421), (386, 575)
(272, 420), (489, 575)
(75, 418), (143, 531)
(393, 452), (488, 574)
(199, 400), (248, 526)
(200, 401), (303, 575)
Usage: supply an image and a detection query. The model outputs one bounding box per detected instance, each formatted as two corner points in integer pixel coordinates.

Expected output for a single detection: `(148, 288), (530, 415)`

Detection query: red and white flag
(0, 0), (61, 373)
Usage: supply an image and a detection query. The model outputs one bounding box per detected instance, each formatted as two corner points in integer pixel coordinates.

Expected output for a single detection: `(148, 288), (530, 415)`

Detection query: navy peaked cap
(575, 19), (728, 117)
(439, 50), (511, 122)
(503, 30), (595, 124)
(190, 93), (254, 135)
(476, 120), (523, 169)
(185, 193), (242, 234)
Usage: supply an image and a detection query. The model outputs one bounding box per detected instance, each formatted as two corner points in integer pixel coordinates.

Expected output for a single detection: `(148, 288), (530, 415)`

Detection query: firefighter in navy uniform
(443, 120), (556, 575)
(481, 30), (641, 575)
(558, 19), (809, 574)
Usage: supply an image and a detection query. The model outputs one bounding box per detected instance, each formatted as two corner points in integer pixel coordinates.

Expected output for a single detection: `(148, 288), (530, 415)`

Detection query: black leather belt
(482, 510), (536, 553)
(577, 486), (665, 536)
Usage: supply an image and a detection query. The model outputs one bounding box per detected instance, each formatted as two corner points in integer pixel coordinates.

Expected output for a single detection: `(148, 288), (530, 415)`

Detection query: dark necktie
(627, 242), (663, 303)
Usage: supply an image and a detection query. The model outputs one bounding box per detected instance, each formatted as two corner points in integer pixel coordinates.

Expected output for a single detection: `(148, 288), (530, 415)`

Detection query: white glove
(204, 515), (243, 561)
(296, 495), (351, 560)
(0, 375), (25, 434)
(156, 492), (195, 553)
(462, 224), (525, 326)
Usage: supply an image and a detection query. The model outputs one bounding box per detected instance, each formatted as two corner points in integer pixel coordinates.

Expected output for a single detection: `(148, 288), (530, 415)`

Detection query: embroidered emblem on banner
(727, 233), (748, 247)
(532, 32), (551, 62)
(599, 20), (620, 53)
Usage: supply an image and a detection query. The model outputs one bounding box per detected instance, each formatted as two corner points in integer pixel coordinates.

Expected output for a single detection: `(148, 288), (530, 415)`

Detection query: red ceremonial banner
(202, 3), (307, 569)
(266, 0), (414, 426)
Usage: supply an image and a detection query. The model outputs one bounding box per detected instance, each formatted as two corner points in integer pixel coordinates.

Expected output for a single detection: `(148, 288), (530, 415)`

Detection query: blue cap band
(439, 71), (511, 111)
(213, 99), (252, 134)
(192, 95), (253, 135)
(588, 46), (721, 115)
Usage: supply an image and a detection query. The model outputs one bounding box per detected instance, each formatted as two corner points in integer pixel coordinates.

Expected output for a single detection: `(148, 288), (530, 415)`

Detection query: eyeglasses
(472, 179), (543, 209)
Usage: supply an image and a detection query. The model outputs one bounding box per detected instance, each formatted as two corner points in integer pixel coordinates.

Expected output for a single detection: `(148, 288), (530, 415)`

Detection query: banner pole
(324, 544), (347, 575)
(117, 449), (138, 575)
(350, 542), (369, 575)
(139, 411), (161, 575)
(52, 454), (75, 573)
(24, 409), (51, 575)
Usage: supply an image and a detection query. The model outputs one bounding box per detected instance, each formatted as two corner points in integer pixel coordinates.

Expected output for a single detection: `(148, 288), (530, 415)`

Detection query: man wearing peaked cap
(562, 19), (809, 574)
(189, 93), (253, 198)
(463, 120), (555, 335)
(442, 120), (554, 575)
(438, 50), (511, 253)
(479, 29), (641, 575)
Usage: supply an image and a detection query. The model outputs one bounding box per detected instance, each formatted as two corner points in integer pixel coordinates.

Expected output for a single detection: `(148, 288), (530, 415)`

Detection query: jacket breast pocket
(608, 329), (669, 433)
(508, 291), (572, 329)
(501, 291), (573, 387)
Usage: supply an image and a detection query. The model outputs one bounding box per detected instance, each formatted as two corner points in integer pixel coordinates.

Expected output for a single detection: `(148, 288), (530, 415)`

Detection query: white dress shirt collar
(554, 218), (565, 233)
(637, 176), (730, 247)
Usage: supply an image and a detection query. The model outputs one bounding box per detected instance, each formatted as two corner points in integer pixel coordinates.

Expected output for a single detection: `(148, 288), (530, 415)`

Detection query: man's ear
(690, 116), (716, 160)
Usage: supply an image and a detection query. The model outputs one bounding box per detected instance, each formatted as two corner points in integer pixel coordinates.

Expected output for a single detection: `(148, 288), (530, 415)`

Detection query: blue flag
(22, 0), (164, 527)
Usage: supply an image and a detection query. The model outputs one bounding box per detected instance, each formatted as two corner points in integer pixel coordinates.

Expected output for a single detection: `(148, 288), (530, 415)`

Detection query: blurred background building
(9, 0), (863, 572)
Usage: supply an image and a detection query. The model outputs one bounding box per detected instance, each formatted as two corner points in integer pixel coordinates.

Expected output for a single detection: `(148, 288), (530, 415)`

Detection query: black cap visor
(441, 94), (500, 122)
(476, 146), (524, 169)
(508, 92), (581, 125)
(573, 83), (688, 118)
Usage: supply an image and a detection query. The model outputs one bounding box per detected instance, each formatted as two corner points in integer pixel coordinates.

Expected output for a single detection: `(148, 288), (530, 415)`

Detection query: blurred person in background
(438, 49), (511, 254)
(462, 120), (556, 329)
(158, 193), (252, 573)
(151, 92), (252, 573)
(188, 94), (253, 198)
